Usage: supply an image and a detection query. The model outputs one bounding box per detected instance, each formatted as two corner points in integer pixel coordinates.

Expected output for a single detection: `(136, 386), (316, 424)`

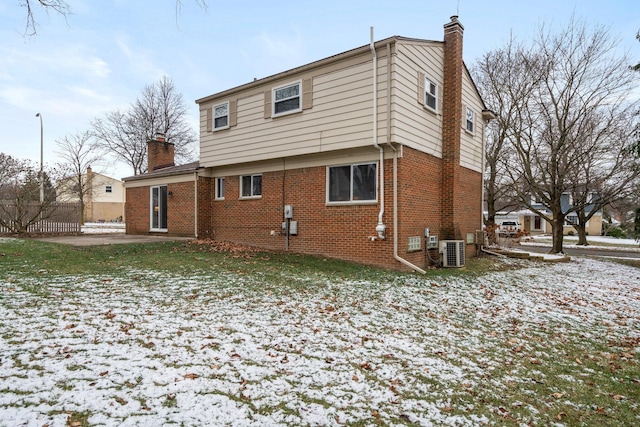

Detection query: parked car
(498, 220), (520, 237)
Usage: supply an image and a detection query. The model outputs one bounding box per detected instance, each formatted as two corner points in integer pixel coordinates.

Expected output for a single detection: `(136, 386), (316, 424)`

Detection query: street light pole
(35, 113), (44, 203)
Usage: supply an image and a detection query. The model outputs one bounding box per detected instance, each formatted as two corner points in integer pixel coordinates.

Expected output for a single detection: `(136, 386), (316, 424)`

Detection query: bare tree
(567, 112), (640, 245)
(92, 76), (197, 175)
(478, 17), (640, 253)
(19, 0), (207, 36)
(0, 153), (57, 233)
(20, 0), (70, 36)
(55, 130), (104, 224)
(472, 37), (542, 242)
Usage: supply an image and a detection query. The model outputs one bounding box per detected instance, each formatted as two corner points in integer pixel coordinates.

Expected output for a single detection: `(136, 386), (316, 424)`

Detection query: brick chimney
(147, 132), (175, 172)
(440, 16), (464, 240)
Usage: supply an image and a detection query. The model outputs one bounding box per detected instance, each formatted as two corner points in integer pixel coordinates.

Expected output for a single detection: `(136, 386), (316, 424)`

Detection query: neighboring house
(57, 167), (125, 223)
(124, 16), (494, 271)
(494, 193), (603, 236)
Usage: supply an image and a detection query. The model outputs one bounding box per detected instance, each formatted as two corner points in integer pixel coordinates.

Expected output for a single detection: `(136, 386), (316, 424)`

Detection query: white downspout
(370, 27), (385, 239)
(391, 143), (427, 274)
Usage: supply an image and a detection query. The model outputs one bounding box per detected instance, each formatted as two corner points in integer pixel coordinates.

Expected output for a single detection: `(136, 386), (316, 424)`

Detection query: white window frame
(213, 101), (230, 130)
(465, 107), (475, 134)
(326, 162), (378, 205)
(105, 185), (113, 193)
(424, 77), (438, 111)
(215, 177), (225, 200)
(272, 80), (302, 117)
(240, 174), (262, 199)
(150, 185), (168, 232)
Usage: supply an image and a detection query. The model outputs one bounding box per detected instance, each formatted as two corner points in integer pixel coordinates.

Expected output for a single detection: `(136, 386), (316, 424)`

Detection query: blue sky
(1, 0), (638, 179)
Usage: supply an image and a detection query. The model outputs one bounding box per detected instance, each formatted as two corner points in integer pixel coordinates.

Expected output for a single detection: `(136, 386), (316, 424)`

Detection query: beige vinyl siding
(391, 41), (443, 159)
(208, 146), (392, 178)
(200, 56), (389, 168)
(460, 70), (484, 172)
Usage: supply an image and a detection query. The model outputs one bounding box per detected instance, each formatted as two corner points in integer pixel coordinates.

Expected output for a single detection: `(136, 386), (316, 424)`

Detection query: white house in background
(57, 166), (125, 223)
(494, 192), (603, 236)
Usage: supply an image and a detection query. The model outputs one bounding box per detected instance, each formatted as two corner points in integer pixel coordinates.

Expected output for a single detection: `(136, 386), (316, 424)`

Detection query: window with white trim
(273, 81), (301, 116)
(425, 77), (438, 111)
(327, 163), (377, 203)
(465, 107), (474, 133)
(213, 102), (229, 130)
(215, 177), (225, 200)
(105, 185), (113, 193)
(240, 174), (262, 198)
(150, 185), (168, 231)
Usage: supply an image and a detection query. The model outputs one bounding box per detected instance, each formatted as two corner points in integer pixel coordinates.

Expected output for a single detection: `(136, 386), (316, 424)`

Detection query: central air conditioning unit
(440, 240), (465, 267)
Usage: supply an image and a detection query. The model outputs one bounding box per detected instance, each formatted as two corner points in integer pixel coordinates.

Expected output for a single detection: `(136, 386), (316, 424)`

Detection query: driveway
(33, 234), (193, 246)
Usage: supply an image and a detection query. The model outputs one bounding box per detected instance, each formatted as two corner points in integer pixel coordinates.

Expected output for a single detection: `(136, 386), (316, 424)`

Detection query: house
(494, 193), (603, 236)
(124, 16), (493, 271)
(57, 167), (125, 223)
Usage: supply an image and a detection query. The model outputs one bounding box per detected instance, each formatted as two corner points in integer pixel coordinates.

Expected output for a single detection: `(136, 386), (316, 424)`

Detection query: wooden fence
(0, 202), (81, 234)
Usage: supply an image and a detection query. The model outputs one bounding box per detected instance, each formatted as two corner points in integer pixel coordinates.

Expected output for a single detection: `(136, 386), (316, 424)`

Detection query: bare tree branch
(92, 76), (197, 175)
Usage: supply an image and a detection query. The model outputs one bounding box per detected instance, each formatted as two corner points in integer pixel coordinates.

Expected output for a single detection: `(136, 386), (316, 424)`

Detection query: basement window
(327, 163), (377, 204)
(272, 81), (301, 117)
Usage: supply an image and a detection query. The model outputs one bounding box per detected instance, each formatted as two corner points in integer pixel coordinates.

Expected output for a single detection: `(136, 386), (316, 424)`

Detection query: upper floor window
(213, 102), (229, 130)
(328, 163), (377, 203)
(105, 185), (113, 193)
(273, 81), (301, 117)
(425, 77), (438, 111)
(241, 174), (262, 198)
(215, 177), (225, 200)
(465, 107), (475, 133)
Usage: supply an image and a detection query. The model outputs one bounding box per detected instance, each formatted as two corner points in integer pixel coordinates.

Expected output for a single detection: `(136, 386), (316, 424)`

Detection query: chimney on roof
(440, 15), (465, 240)
(147, 133), (175, 172)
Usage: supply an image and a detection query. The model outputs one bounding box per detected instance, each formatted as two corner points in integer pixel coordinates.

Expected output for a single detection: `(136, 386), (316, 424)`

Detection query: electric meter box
(284, 205), (293, 219)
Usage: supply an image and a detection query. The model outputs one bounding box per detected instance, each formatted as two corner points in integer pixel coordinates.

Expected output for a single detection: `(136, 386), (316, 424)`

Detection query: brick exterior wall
(206, 146), (482, 270)
(197, 177), (213, 238)
(211, 165), (395, 269)
(125, 181), (196, 236)
(125, 187), (148, 235)
(395, 147), (443, 268)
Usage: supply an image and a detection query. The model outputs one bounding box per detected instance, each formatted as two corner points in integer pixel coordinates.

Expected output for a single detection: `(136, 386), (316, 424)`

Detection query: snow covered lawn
(1, 241), (639, 426)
